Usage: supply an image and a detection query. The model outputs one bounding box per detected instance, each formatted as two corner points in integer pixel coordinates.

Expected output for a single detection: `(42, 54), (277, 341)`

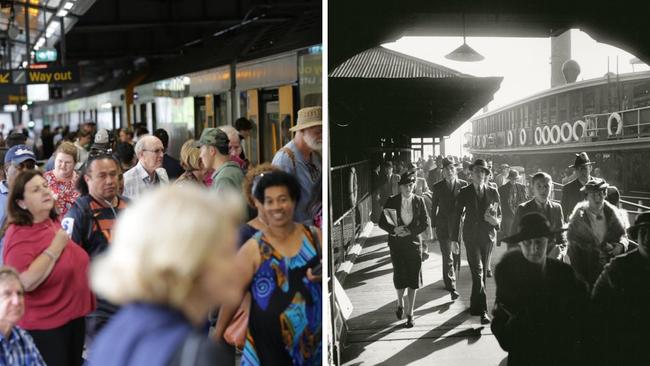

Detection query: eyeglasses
(16, 160), (36, 170)
(143, 148), (165, 155)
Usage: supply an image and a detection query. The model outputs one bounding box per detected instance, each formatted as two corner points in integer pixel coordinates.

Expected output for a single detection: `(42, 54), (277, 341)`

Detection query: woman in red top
(43, 141), (80, 216)
(3, 170), (95, 366)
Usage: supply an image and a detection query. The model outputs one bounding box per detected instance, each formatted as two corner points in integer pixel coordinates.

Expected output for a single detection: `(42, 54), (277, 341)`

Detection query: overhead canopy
(330, 47), (502, 161)
(329, 0), (650, 69)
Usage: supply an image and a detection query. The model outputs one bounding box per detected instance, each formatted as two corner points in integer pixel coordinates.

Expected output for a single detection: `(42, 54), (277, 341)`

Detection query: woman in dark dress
(379, 171), (430, 328)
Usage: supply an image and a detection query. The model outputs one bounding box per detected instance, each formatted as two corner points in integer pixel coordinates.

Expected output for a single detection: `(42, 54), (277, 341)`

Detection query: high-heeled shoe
(405, 315), (414, 328)
(396, 306), (403, 320)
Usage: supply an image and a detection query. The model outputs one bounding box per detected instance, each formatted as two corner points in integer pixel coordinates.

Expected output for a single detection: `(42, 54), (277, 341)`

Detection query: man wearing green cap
(196, 128), (244, 194)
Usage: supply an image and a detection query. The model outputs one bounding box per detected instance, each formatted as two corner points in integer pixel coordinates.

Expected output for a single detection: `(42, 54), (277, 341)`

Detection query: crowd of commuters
(0, 106), (322, 365)
(374, 150), (650, 364)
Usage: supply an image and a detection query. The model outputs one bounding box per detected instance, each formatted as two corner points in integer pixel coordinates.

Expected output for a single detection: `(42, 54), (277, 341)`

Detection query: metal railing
(330, 160), (372, 270)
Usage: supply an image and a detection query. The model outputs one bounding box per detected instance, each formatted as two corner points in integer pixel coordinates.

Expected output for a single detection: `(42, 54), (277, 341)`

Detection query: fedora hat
(580, 179), (609, 192)
(469, 159), (491, 174)
(289, 106), (322, 132)
(507, 169), (519, 180)
(441, 157), (458, 168)
(628, 211), (650, 239)
(398, 170), (416, 186)
(569, 152), (594, 168)
(502, 212), (567, 244)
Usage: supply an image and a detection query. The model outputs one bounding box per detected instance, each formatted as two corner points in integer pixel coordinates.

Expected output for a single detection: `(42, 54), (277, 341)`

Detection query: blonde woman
(87, 186), (241, 366)
(43, 141), (79, 216)
(175, 139), (208, 186)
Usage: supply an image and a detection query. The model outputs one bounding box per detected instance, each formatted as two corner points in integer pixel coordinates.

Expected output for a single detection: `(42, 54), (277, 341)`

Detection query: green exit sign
(35, 48), (57, 63)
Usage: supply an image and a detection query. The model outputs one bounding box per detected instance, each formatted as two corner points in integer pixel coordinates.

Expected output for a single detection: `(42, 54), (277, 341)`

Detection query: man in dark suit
(451, 159), (502, 324)
(512, 172), (567, 258)
(431, 158), (468, 301)
(498, 169), (528, 244)
(561, 152), (601, 220)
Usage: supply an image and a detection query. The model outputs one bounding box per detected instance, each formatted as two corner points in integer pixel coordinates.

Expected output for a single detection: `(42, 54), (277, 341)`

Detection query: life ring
(542, 125), (551, 144)
(607, 112), (622, 136)
(507, 130), (514, 146)
(482, 135), (487, 148)
(534, 127), (543, 145)
(550, 125), (561, 144)
(560, 122), (573, 142)
(519, 128), (527, 145)
(349, 167), (358, 206)
(572, 120), (585, 141)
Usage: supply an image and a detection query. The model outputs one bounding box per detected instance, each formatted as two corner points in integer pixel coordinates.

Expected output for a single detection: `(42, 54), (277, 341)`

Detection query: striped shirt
(0, 327), (46, 366)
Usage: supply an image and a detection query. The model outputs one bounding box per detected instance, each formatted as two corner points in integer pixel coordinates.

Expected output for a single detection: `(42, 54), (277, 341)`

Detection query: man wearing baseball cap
(196, 127), (244, 194)
(272, 106), (322, 225)
(0, 145), (37, 263)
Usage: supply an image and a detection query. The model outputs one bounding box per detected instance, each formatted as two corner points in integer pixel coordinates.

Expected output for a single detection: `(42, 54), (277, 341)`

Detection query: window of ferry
(558, 94), (568, 121)
(549, 96), (557, 124)
(583, 89), (595, 115)
(632, 81), (650, 107)
(541, 99), (548, 124)
(570, 92), (581, 118)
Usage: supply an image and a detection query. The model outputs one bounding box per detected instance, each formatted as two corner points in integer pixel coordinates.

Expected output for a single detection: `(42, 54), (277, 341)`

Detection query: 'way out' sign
(26, 67), (79, 84)
(0, 67), (79, 85)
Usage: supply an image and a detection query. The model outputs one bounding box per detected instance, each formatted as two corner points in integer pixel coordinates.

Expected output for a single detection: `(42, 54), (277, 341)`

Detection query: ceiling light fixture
(445, 14), (484, 62)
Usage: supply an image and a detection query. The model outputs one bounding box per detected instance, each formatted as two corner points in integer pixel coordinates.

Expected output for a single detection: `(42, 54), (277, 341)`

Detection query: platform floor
(341, 225), (509, 366)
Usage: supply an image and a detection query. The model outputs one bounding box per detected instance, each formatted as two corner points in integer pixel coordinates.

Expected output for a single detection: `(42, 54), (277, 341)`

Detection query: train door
(259, 85), (295, 164)
(259, 89), (279, 164)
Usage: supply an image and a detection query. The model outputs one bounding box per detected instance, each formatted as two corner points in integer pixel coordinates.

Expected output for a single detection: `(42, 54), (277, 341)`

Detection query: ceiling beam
(71, 17), (291, 33)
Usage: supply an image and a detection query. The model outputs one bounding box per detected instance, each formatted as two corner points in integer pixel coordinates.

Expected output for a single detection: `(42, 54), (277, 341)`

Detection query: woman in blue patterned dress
(215, 171), (321, 365)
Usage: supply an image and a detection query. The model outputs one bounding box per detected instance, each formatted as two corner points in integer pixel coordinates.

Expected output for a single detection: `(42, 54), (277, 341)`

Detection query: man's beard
(304, 133), (322, 152)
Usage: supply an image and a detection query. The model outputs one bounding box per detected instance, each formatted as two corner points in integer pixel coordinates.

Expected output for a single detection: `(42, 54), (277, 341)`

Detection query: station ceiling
(329, 0), (650, 69)
(60, 0), (321, 94)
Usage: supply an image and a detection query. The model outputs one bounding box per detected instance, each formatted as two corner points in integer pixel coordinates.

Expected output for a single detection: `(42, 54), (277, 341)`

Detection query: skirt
(388, 236), (423, 289)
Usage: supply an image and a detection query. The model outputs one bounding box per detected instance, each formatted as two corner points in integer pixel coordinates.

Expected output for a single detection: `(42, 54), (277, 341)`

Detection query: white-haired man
(218, 125), (246, 170)
(272, 106), (322, 225)
(123, 135), (169, 199)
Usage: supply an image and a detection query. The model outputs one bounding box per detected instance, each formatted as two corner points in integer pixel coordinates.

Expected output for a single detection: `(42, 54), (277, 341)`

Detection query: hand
(48, 229), (70, 257)
(450, 241), (460, 254)
(306, 266), (322, 283)
(606, 242), (624, 256)
(483, 212), (499, 226)
(394, 226), (406, 236)
(398, 228), (411, 237)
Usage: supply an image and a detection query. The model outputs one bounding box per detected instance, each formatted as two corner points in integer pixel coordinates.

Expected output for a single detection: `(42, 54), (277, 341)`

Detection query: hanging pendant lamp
(445, 14), (484, 62)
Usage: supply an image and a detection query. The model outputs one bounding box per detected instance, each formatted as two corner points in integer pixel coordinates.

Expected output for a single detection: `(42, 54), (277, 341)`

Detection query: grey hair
(134, 135), (161, 156)
(218, 125), (240, 143)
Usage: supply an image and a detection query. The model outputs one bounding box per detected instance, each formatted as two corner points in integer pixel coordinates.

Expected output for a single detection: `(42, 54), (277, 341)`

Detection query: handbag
(223, 291), (252, 350)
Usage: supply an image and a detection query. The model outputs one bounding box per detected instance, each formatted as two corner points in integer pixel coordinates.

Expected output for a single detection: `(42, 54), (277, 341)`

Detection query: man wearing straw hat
(272, 106), (322, 225)
(492, 212), (588, 366)
(591, 211), (650, 365)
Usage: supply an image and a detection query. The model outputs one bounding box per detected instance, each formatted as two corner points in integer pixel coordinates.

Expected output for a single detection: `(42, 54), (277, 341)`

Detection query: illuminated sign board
(0, 67), (79, 85)
(35, 48), (58, 63)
